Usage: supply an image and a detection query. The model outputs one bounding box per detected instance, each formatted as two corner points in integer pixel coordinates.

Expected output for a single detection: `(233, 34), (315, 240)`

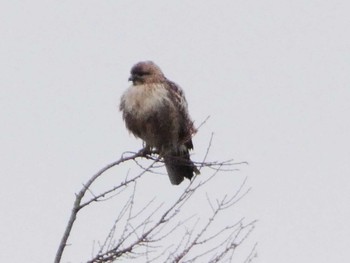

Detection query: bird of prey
(120, 61), (199, 185)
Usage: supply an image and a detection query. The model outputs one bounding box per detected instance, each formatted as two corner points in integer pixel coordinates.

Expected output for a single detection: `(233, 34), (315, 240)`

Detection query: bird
(120, 61), (199, 185)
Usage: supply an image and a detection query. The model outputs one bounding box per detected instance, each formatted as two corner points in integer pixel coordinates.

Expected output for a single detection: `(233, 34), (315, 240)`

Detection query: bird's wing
(165, 80), (196, 149)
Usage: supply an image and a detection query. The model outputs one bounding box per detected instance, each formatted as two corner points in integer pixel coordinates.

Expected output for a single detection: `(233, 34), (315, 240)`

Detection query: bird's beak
(128, 75), (134, 82)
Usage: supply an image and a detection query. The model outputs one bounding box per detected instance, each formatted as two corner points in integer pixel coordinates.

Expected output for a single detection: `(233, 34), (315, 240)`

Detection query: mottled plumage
(120, 61), (199, 185)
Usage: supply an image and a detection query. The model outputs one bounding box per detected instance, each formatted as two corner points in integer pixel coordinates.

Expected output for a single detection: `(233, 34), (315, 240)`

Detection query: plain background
(1, 0), (350, 262)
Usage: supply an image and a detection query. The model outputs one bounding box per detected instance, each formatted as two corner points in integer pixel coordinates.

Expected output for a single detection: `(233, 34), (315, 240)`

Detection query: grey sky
(1, 0), (349, 262)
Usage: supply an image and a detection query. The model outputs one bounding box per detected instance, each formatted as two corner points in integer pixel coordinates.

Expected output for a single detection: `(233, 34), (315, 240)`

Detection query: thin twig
(54, 151), (146, 263)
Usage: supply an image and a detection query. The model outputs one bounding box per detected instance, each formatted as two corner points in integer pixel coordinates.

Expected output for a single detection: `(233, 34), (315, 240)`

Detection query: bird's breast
(121, 84), (171, 118)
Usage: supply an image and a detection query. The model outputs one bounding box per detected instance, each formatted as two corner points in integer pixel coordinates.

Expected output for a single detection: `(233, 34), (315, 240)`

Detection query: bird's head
(128, 61), (166, 85)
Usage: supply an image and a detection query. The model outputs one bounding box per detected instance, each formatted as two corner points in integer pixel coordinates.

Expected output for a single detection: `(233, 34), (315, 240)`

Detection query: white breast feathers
(121, 83), (171, 118)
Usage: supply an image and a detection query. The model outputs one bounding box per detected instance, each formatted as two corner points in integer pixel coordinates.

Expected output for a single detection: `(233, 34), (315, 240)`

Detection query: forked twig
(55, 134), (256, 263)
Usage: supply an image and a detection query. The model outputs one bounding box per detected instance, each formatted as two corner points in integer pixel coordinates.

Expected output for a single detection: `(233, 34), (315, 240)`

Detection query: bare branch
(55, 133), (256, 263)
(54, 151), (155, 263)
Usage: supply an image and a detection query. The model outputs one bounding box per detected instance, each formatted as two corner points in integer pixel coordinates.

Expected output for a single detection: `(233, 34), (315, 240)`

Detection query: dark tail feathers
(164, 147), (200, 185)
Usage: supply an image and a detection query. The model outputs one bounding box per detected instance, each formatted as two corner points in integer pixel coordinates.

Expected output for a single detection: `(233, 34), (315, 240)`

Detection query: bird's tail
(164, 146), (200, 185)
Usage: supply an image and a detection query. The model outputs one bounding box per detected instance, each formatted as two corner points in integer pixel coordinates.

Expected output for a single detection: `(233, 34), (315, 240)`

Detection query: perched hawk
(120, 61), (199, 185)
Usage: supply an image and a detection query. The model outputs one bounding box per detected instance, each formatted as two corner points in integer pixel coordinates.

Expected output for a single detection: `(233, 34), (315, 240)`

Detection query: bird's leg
(138, 143), (161, 157)
(138, 143), (152, 157)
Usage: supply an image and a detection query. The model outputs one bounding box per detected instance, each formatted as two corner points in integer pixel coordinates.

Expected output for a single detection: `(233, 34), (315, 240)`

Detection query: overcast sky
(1, 0), (350, 262)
